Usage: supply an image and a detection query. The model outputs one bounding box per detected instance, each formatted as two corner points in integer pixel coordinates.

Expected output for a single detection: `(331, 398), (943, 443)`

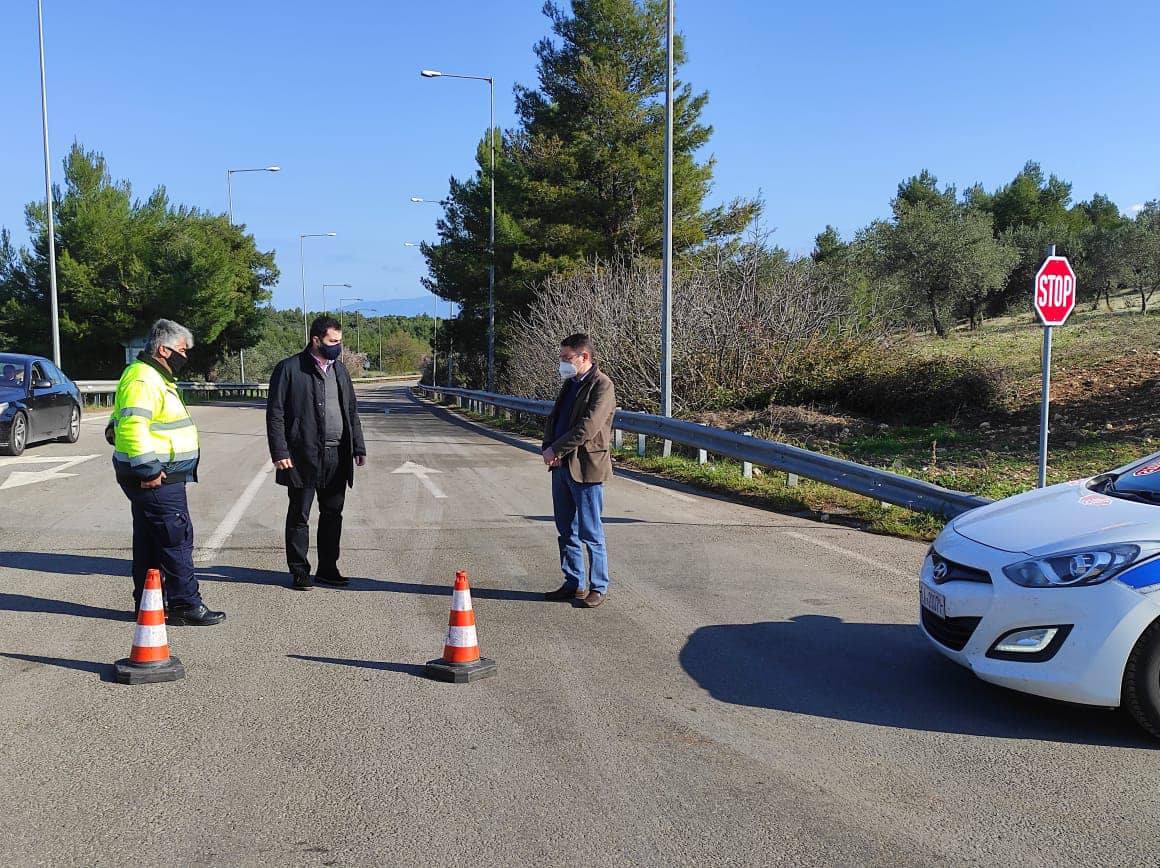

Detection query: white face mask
(559, 361), (579, 379)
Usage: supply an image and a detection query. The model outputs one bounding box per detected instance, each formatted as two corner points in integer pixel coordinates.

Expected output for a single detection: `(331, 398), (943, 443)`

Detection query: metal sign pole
(1037, 243), (1056, 488)
(1038, 324), (1053, 488)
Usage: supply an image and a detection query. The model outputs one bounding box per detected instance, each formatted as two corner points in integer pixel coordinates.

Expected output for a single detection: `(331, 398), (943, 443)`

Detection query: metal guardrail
(418, 385), (992, 519)
(75, 380), (269, 406)
(74, 374), (417, 407)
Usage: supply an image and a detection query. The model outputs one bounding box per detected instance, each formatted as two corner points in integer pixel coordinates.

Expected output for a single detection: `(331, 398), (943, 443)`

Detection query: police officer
(110, 319), (224, 625)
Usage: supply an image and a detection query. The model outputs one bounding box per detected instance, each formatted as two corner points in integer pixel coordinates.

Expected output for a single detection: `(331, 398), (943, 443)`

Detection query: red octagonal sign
(1034, 255), (1077, 326)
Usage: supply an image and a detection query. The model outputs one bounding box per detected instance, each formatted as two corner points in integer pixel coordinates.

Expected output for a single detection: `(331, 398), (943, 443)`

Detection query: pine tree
(423, 0), (757, 386)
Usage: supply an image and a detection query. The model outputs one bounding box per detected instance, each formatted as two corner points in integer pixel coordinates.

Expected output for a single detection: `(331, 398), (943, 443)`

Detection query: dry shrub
(505, 249), (859, 413)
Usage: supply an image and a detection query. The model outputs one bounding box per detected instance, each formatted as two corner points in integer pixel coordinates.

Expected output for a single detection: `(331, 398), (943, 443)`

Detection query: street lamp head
(266, 166), (281, 172)
(421, 69), (442, 78)
(410, 197), (424, 202)
(326, 232), (337, 237)
(403, 242), (419, 247)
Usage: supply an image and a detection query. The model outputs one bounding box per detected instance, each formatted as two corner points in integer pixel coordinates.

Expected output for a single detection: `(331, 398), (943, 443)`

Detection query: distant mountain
(341, 297), (444, 318)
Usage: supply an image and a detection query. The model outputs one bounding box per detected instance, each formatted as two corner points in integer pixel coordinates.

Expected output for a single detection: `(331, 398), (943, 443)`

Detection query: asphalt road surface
(1, 384), (1157, 867)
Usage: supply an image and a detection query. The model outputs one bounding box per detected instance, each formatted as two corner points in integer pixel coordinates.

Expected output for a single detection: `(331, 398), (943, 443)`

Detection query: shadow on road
(1, 552), (545, 601)
(679, 614), (1155, 748)
(519, 514), (647, 524)
(0, 592), (131, 622)
(201, 564), (546, 600)
(0, 551), (126, 577)
(0, 652), (116, 682)
(287, 654), (427, 678)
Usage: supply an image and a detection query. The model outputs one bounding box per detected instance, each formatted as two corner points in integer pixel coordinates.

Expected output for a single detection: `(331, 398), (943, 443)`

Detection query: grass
(909, 292), (1160, 378)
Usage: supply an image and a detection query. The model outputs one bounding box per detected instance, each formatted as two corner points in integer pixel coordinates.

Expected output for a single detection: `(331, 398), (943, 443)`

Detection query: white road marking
(0, 455), (99, 490)
(194, 463), (275, 564)
(391, 460), (446, 499)
(782, 530), (911, 579)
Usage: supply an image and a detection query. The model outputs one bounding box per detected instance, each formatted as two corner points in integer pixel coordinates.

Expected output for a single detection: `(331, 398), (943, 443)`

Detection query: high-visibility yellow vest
(111, 357), (200, 483)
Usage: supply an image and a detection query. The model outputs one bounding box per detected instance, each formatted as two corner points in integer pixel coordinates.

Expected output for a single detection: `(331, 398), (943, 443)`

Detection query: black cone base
(424, 656), (497, 683)
(114, 655), (185, 685)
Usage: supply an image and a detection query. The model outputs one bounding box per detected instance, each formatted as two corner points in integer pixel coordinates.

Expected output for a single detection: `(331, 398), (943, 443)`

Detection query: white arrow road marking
(392, 460), (446, 499)
(0, 455), (99, 490)
(194, 463), (275, 564)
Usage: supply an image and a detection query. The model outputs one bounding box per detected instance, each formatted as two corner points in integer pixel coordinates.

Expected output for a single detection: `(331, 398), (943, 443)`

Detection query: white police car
(920, 452), (1160, 738)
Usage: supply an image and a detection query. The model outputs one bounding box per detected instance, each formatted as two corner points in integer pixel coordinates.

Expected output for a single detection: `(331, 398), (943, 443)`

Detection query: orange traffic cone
(114, 568), (185, 684)
(424, 571), (497, 683)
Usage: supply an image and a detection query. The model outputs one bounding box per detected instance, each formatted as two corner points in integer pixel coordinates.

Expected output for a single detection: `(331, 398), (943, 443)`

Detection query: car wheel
(1122, 618), (1160, 739)
(59, 403), (81, 443)
(1, 411), (27, 457)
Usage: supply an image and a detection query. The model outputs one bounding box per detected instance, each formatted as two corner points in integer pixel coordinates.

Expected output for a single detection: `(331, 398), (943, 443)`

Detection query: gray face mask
(559, 361), (579, 379)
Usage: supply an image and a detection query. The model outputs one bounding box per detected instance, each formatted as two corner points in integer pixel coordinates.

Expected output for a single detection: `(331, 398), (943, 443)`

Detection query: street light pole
(660, 0), (674, 427)
(36, 0), (61, 367)
(299, 232), (337, 343)
(226, 166), (280, 224)
(421, 69), (495, 392)
(322, 282), (350, 315)
(337, 297), (363, 334)
(404, 240), (441, 387)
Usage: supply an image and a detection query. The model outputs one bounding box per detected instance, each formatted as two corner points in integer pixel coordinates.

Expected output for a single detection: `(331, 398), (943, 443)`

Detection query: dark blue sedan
(0, 353), (82, 456)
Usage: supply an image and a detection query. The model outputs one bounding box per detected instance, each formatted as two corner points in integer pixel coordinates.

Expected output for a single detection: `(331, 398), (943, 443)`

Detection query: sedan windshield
(1107, 458), (1160, 501)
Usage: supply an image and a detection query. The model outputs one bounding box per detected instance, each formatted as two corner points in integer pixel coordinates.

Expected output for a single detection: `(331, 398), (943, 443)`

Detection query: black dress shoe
(291, 572), (313, 590)
(544, 583), (582, 601)
(166, 603), (226, 626)
(315, 569), (350, 587)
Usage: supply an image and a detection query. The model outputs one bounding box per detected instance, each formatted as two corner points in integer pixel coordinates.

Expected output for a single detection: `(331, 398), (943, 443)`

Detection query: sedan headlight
(1002, 543), (1160, 588)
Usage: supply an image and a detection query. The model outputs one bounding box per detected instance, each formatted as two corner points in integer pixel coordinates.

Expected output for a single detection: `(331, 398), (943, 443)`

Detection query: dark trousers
(118, 481), (202, 610)
(285, 445), (347, 576)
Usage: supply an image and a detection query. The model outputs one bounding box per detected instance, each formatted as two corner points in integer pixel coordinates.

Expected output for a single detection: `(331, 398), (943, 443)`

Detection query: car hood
(952, 480), (1160, 556)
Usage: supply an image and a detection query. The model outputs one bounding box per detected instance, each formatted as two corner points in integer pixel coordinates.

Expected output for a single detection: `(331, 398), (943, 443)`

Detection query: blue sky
(1, 0), (1157, 316)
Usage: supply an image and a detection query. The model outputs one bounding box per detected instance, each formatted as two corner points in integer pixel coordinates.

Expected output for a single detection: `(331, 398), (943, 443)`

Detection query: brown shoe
(544, 584), (582, 601)
(581, 591), (606, 608)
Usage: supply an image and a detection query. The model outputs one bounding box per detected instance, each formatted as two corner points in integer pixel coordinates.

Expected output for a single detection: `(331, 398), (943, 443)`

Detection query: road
(1, 383), (1157, 867)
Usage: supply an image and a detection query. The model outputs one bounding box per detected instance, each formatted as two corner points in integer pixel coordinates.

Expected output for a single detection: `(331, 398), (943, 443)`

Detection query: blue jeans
(118, 481), (202, 610)
(551, 467), (609, 593)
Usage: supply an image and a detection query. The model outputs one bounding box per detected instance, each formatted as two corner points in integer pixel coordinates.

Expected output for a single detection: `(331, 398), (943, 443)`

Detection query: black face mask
(317, 342), (343, 361)
(166, 349), (189, 374)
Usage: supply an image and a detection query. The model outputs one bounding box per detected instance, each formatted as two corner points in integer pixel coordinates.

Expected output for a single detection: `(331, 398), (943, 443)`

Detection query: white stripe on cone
(132, 624), (169, 648)
(445, 625), (478, 648)
(140, 588), (164, 610)
(451, 589), (473, 611)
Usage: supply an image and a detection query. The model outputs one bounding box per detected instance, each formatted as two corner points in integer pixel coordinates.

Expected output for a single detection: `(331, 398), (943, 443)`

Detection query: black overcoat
(266, 350), (366, 489)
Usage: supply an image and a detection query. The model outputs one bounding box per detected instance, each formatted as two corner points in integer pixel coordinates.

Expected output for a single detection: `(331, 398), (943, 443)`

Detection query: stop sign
(1034, 255), (1077, 326)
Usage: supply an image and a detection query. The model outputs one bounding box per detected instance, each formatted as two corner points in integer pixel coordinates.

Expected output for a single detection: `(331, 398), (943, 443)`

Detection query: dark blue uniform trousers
(118, 481), (202, 610)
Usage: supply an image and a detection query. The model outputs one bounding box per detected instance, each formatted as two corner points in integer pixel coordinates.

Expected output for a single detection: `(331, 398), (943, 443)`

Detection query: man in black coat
(266, 315), (367, 589)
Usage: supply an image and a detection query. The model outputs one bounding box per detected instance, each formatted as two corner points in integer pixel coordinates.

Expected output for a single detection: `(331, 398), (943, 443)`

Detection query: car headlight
(1002, 543), (1160, 588)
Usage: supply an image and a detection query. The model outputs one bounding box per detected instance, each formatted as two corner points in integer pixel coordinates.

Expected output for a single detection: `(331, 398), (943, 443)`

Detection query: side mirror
(32, 379), (52, 390)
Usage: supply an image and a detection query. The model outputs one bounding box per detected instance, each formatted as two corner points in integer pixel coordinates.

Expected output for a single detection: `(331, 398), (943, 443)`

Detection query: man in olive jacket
(541, 333), (616, 608)
(267, 315), (367, 590)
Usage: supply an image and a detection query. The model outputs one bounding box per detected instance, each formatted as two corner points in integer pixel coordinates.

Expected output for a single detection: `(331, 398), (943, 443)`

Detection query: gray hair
(146, 319), (194, 355)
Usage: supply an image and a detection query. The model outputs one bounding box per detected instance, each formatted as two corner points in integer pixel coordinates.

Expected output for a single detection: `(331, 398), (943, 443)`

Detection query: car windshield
(0, 356), (25, 387)
(1107, 458), (1160, 501)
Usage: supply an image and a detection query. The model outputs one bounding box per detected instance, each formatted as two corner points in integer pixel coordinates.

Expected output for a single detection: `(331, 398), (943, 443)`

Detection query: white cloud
(1129, 203), (1145, 215)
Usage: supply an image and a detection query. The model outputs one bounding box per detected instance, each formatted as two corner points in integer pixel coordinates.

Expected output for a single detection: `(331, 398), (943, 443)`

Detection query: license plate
(920, 584), (946, 619)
